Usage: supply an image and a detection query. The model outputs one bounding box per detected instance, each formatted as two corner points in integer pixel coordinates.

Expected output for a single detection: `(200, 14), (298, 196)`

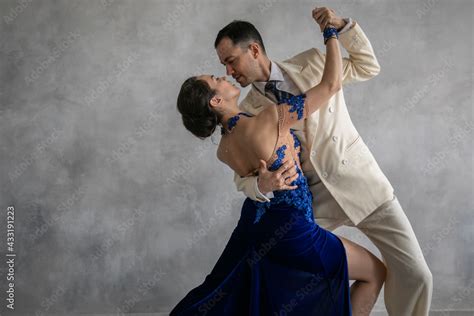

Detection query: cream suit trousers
(312, 180), (433, 316)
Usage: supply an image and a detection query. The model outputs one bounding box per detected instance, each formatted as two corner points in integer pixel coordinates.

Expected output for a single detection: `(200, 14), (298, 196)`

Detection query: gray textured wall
(0, 0), (472, 315)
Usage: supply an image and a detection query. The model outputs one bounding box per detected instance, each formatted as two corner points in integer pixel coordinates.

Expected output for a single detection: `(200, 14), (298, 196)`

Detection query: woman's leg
(338, 236), (387, 316)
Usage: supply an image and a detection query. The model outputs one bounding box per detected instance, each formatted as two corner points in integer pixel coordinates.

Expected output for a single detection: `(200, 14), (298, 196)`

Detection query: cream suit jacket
(234, 22), (394, 225)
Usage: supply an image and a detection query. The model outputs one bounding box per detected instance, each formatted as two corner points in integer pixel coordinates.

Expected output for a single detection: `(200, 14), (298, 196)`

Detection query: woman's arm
(305, 29), (343, 112)
(277, 27), (343, 130)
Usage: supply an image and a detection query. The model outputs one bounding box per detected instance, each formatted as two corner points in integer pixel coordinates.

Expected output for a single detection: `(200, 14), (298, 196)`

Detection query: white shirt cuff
(255, 178), (273, 202)
(338, 17), (353, 35)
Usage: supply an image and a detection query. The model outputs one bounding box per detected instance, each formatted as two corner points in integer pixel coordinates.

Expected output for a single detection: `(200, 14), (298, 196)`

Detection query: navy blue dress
(170, 94), (352, 315)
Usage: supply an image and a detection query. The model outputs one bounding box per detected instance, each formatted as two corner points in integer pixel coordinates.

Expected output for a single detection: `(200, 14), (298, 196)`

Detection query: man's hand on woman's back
(257, 158), (299, 194)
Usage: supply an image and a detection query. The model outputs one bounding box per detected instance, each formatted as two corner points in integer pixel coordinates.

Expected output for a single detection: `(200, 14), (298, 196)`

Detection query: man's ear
(249, 43), (261, 59)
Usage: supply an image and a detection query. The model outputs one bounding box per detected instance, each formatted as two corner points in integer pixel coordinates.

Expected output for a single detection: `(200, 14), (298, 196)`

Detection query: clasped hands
(312, 6), (347, 32)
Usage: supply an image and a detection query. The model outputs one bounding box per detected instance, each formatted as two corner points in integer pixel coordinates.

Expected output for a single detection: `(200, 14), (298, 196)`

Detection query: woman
(171, 25), (386, 315)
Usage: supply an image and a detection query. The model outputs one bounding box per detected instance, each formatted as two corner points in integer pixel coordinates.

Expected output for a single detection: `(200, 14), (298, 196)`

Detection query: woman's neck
(219, 106), (242, 131)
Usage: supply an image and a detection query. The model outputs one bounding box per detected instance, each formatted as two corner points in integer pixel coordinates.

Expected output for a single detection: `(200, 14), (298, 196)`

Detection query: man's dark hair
(214, 20), (266, 54)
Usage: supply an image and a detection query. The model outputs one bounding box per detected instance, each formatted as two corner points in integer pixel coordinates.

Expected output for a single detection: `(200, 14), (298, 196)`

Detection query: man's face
(216, 37), (260, 87)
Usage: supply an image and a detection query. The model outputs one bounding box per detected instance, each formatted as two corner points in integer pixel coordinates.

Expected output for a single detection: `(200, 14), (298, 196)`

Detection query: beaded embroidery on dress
(252, 94), (314, 224)
(170, 93), (352, 316)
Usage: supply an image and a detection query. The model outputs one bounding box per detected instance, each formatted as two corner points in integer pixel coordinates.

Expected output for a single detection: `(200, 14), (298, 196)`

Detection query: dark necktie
(264, 80), (295, 104)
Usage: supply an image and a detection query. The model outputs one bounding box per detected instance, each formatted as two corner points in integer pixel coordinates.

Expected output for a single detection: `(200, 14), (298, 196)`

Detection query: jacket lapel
(239, 88), (275, 115)
(275, 61), (317, 93)
(275, 60), (320, 141)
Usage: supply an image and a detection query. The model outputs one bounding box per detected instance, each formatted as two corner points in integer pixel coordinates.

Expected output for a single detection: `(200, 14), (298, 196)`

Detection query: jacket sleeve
(315, 21), (381, 84)
(233, 172), (270, 202)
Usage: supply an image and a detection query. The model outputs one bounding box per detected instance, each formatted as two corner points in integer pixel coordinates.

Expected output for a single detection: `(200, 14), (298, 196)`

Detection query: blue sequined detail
(279, 94), (306, 120)
(222, 112), (254, 135)
(252, 93), (313, 224)
(227, 115), (240, 130)
(253, 141), (313, 225)
(269, 145), (287, 171)
(290, 129), (302, 160)
(253, 145), (288, 223)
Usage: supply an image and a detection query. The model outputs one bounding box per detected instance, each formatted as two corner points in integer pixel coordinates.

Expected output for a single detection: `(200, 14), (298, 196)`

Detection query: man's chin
(238, 80), (250, 88)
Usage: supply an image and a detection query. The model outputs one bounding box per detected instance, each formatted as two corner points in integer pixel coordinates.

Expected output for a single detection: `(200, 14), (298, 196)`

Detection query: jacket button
(332, 135), (338, 142)
(322, 172), (328, 178)
(328, 106), (334, 113)
(311, 150), (316, 157)
(342, 159), (348, 165)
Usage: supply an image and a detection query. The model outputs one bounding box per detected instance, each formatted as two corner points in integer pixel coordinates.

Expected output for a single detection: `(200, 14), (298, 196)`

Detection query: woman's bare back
(217, 105), (303, 178)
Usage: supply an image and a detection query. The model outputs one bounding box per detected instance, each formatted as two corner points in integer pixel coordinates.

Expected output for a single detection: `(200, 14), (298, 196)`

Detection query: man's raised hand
(312, 7), (346, 32)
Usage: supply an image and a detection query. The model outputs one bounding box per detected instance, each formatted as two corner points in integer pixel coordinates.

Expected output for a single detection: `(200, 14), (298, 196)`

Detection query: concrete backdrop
(0, 0), (472, 315)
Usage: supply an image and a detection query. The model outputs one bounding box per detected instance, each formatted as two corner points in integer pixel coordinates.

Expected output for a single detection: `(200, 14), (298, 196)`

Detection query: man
(214, 7), (432, 316)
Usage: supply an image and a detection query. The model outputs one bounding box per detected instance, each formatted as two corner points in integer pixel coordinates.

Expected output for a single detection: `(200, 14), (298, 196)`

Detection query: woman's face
(198, 75), (240, 103)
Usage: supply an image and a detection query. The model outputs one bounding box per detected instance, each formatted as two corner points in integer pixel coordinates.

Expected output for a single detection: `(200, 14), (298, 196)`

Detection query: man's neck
(260, 57), (272, 82)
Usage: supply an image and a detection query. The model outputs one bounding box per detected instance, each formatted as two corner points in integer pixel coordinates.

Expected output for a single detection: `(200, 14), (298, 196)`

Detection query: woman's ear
(209, 95), (222, 109)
